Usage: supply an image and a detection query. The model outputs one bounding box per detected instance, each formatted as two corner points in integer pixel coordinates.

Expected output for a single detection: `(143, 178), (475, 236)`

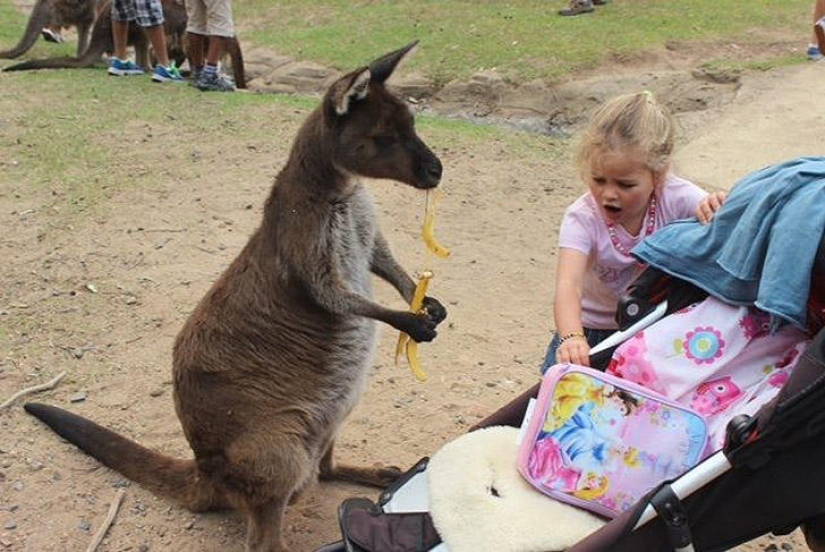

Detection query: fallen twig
(0, 371), (67, 410)
(86, 488), (126, 552)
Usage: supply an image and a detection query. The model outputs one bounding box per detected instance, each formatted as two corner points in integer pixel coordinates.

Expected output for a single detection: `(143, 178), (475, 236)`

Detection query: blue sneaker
(807, 45), (823, 61)
(108, 58), (145, 76)
(151, 63), (185, 83)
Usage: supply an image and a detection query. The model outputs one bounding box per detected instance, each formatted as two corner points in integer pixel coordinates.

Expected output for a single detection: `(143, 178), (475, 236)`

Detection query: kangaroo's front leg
(370, 231), (448, 327)
(304, 250), (445, 342)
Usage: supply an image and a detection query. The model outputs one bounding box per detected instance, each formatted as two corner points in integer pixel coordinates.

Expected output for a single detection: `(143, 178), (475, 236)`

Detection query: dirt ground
(1, 29), (824, 552)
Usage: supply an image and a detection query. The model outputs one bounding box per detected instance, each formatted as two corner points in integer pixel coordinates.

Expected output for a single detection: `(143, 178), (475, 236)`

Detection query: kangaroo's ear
(369, 40), (418, 84)
(328, 67), (371, 116)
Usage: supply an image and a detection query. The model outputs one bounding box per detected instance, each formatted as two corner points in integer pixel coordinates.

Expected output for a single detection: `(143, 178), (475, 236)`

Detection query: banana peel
(395, 191), (450, 381)
(395, 270), (433, 382)
(423, 190), (450, 258)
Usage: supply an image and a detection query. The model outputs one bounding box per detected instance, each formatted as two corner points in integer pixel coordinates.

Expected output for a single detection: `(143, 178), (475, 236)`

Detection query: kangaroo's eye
(373, 136), (395, 149)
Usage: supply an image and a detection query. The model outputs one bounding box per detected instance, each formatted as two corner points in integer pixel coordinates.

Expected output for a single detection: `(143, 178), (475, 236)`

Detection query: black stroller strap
(650, 484), (694, 551)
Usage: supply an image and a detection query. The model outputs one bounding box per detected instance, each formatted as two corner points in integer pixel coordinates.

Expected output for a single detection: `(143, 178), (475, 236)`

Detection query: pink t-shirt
(559, 174), (707, 329)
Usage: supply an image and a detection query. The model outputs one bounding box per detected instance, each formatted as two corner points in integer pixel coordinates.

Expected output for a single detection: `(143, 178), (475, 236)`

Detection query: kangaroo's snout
(424, 157), (443, 187)
(412, 139), (443, 189)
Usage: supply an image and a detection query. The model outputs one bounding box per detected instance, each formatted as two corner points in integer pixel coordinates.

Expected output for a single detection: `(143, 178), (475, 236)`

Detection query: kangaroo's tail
(228, 35), (246, 89)
(0, 0), (50, 59)
(24, 402), (226, 512)
(3, 51), (102, 71)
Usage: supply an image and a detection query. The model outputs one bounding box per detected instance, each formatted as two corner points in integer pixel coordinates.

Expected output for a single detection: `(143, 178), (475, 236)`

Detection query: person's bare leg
(815, 0), (825, 53)
(205, 34), (226, 66)
(111, 19), (130, 60)
(186, 31), (206, 70)
(144, 24), (170, 67)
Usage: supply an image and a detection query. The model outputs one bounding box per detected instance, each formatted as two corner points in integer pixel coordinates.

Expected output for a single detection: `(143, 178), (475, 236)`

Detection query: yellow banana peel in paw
(423, 191), (450, 258)
(405, 341), (427, 382)
(395, 271), (433, 382)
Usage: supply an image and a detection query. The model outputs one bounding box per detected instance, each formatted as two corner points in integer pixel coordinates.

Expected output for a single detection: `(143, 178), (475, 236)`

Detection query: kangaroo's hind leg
(318, 440), (402, 488)
(222, 431), (314, 552)
(244, 497), (290, 552)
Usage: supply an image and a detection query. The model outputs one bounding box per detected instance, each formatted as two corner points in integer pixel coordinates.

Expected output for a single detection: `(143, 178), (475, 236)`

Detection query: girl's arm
(553, 247), (591, 366)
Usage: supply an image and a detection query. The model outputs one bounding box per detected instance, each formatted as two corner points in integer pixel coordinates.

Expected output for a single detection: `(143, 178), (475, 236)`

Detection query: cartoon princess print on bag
(523, 368), (707, 516)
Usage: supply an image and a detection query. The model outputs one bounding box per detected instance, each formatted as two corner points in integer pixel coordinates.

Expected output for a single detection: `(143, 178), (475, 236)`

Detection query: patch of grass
(233, 0), (812, 82)
(418, 114), (565, 160)
(700, 52), (805, 74)
(0, 70), (315, 222)
(0, 0), (26, 45)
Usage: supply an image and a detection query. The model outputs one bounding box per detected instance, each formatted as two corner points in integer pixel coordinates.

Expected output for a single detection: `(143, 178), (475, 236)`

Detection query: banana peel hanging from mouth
(423, 190), (451, 258)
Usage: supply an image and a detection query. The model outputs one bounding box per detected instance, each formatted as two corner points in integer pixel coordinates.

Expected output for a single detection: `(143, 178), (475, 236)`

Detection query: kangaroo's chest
(327, 191), (377, 295)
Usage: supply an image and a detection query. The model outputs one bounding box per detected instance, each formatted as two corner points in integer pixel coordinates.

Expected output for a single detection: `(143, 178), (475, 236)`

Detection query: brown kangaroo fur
(25, 41), (444, 552)
(3, 0), (246, 88)
(0, 0), (98, 59)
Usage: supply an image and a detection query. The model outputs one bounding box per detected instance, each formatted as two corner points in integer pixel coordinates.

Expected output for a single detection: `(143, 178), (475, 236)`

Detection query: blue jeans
(539, 327), (616, 374)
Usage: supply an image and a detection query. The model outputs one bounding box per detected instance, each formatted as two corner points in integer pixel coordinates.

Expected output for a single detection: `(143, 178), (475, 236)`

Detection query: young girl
(542, 91), (722, 373)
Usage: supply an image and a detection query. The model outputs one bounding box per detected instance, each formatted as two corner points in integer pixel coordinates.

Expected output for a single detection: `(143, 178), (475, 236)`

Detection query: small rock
(77, 520), (91, 532)
(3, 521), (16, 530)
(149, 389), (164, 397)
(12, 481), (24, 492)
(69, 392), (87, 403)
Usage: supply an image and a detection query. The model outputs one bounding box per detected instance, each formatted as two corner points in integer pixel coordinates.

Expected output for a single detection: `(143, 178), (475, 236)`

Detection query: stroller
(319, 158), (825, 552)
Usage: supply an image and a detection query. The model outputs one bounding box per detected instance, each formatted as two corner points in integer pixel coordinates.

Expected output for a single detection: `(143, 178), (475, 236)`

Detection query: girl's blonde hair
(576, 91), (675, 179)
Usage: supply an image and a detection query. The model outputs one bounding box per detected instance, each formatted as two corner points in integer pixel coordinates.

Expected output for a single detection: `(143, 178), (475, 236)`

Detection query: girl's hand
(696, 191), (728, 224)
(557, 335), (591, 367)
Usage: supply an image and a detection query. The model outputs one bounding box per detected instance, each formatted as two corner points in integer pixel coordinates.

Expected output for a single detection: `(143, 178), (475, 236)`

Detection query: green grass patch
(233, 0), (812, 82)
(0, 69), (316, 222)
(0, 0), (813, 83)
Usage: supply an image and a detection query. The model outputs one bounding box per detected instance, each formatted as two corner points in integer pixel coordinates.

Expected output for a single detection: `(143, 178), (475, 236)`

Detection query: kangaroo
(3, 0), (246, 88)
(0, 0), (98, 60)
(25, 41), (445, 552)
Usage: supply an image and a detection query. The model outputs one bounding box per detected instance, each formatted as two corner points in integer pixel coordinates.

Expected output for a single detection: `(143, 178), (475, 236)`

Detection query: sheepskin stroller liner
(318, 238), (825, 552)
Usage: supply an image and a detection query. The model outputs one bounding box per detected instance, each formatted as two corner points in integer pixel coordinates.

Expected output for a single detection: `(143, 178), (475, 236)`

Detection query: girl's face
(585, 148), (662, 235)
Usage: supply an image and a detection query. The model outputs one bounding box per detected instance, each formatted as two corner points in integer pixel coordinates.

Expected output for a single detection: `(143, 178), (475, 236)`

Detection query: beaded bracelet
(558, 331), (586, 344)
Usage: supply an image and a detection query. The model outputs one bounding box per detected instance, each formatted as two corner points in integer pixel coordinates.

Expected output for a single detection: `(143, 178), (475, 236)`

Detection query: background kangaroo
(25, 41), (445, 552)
(0, 0), (98, 60)
(2, 0), (246, 88)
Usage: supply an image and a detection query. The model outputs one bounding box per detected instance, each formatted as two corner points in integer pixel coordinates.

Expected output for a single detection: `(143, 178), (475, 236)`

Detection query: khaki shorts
(186, 0), (234, 37)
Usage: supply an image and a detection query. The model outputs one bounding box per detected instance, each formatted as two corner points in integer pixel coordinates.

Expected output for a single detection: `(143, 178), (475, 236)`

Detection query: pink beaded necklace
(606, 195), (657, 257)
